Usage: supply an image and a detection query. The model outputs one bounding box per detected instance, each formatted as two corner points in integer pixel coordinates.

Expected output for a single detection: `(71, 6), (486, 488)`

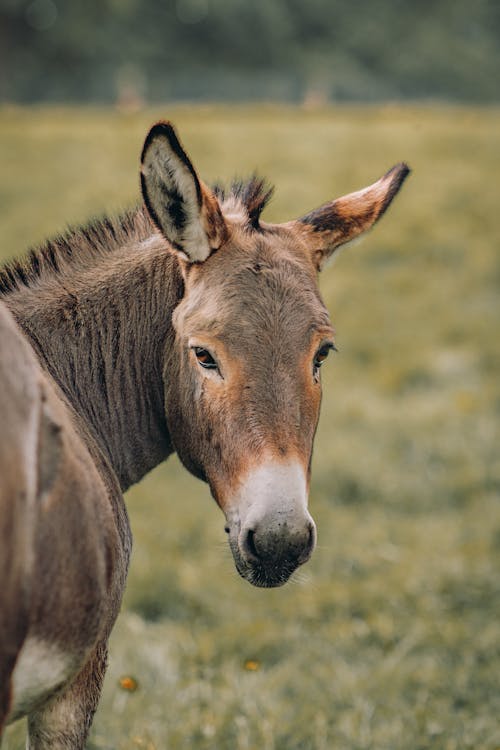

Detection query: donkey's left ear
(141, 121), (227, 263)
(296, 163), (410, 270)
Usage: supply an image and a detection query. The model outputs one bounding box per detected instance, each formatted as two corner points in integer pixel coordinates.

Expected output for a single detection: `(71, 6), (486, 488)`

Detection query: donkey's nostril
(298, 522), (316, 564)
(241, 528), (260, 562)
(307, 523), (315, 550)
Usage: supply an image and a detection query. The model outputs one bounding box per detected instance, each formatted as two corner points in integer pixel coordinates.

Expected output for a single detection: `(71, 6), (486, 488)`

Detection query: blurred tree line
(0, 0), (498, 104)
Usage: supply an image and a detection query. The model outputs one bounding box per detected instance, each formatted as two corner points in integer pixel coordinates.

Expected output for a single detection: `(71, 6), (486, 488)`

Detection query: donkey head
(141, 122), (409, 587)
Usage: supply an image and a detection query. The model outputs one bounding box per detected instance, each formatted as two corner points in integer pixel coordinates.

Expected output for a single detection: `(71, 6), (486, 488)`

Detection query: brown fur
(0, 305), (37, 728)
(0, 121), (408, 747)
(0, 302), (129, 747)
(167, 227), (331, 499)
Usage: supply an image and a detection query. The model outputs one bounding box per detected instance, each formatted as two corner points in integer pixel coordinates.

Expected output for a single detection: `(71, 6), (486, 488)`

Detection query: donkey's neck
(6, 230), (183, 491)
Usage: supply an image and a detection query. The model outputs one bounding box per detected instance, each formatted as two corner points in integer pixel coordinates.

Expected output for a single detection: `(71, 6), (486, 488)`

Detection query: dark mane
(0, 206), (153, 297)
(0, 176), (274, 298)
(213, 175), (274, 228)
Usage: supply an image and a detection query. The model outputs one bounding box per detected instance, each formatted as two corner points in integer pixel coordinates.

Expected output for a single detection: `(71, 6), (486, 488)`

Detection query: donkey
(0, 120), (409, 748)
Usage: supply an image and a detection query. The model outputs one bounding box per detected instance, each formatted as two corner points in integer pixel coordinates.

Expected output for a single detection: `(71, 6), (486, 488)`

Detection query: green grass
(1, 104), (499, 750)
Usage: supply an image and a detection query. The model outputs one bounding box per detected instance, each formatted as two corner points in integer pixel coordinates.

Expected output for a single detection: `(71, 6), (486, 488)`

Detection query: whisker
(287, 570), (312, 587)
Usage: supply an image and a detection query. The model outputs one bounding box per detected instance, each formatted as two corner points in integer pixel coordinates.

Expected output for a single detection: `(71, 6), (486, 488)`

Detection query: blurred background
(1, 0), (500, 106)
(1, 2), (499, 749)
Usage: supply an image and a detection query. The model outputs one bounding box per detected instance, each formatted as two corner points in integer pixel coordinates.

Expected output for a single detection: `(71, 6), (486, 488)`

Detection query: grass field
(1, 104), (499, 749)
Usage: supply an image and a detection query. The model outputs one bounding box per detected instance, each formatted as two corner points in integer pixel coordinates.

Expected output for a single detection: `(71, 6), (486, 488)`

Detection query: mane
(0, 175), (274, 298)
(0, 206), (153, 297)
(212, 175), (274, 228)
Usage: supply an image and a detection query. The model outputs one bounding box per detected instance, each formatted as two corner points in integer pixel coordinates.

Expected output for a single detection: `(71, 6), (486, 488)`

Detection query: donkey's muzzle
(235, 514), (316, 587)
(224, 459), (316, 587)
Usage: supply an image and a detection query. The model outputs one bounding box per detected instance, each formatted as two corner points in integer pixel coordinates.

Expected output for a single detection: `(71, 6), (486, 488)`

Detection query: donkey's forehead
(190, 223), (316, 283)
(175, 232), (331, 338)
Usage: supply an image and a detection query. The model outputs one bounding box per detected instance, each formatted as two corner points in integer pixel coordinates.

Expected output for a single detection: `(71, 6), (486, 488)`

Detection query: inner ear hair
(140, 121), (227, 263)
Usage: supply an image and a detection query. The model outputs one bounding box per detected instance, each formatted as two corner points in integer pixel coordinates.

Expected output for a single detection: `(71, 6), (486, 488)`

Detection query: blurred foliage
(1, 103), (499, 748)
(1, 0), (499, 103)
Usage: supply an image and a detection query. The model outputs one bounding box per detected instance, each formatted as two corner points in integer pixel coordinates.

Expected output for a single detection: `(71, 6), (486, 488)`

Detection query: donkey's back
(0, 301), (129, 747)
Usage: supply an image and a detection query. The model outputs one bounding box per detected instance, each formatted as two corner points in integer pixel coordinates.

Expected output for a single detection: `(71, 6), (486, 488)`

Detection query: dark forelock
(212, 176), (274, 229)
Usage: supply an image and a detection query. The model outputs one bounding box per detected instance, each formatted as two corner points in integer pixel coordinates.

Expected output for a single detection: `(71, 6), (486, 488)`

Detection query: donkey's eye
(193, 347), (218, 370)
(313, 343), (336, 371)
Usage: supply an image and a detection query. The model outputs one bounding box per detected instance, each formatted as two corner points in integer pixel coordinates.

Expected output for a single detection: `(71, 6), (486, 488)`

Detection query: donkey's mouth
(227, 534), (303, 588)
(240, 561), (299, 588)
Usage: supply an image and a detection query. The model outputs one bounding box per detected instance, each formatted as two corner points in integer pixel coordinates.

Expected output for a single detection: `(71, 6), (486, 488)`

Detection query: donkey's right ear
(141, 121), (227, 263)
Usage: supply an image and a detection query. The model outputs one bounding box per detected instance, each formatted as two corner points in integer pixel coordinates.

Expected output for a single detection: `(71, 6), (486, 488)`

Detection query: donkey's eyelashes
(192, 346), (219, 371)
(313, 342), (336, 373)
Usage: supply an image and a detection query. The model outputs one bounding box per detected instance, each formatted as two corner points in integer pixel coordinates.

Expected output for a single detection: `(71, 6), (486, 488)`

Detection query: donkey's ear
(141, 121), (227, 263)
(297, 163), (410, 270)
